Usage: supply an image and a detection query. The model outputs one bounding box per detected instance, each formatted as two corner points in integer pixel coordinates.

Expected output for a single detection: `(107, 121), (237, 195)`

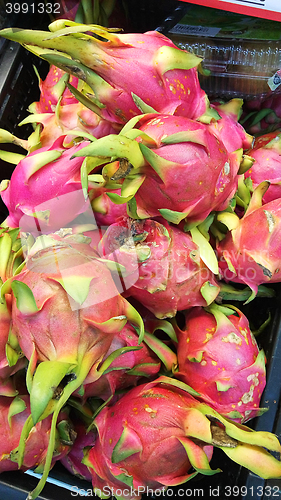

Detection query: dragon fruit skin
(77, 316), (177, 401)
(174, 305), (266, 423)
(244, 133), (281, 203)
(217, 188), (281, 295)
(209, 99), (253, 153)
(33, 65), (79, 113)
(9, 233), (144, 499)
(241, 93), (281, 135)
(28, 102), (121, 149)
(132, 114), (242, 225)
(0, 26), (209, 124)
(60, 417), (95, 481)
(0, 137), (90, 233)
(10, 237), (143, 384)
(89, 185), (127, 227)
(0, 228), (27, 396)
(84, 377), (281, 500)
(98, 216), (220, 319)
(79, 324), (162, 401)
(85, 382), (214, 498)
(0, 394), (73, 473)
(0, 294), (27, 397)
(28, 65), (121, 148)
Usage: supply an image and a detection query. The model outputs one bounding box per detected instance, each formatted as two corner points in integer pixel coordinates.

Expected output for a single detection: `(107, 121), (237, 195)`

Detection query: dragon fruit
(134, 114), (242, 224)
(240, 93), (281, 135)
(24, 65), (121, 148)
(0, 137), (90, 233)
(217, 182), (281, 297)
(0, 23), (211, 124)
(79, 322), (176, 401)
(0, 393), (73, 473)
(174, 304), (266, 423)
(60, 413), (96, 481)
(209, 99), (253, 153)
(244, 132), (281, 203)
(0, 294), (27, 397)
(89, 182), (127, 227)
(0, 227), (26, 396)
(33, 65), (79, 113)
(7, 232), (143, 499)
(98, 216), (220, 318)
(84, 376), (281, 500)
(73, 113), (242, 227)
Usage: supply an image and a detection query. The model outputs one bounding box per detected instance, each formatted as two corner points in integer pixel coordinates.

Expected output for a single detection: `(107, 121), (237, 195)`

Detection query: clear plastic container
(158, 3), (281, 101)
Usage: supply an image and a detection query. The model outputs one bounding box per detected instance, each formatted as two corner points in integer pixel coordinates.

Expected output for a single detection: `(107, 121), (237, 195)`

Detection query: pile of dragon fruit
(0, 7), (281, 500)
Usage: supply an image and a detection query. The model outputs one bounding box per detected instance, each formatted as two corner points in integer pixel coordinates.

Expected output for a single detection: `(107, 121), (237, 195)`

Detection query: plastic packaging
(158, 3), (281, 101)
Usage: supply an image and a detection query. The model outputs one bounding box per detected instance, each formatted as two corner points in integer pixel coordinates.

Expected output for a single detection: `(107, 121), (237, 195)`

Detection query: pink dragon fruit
(73, 113), (242, 227)
(209, 99), (253, 153)
(79, 322), (176, 401)
(9, 232), (144, 421)
(0, 136), (90, 233)
(174, 304), (266, 423)
(134, 114), (242, 224)
(60, 414), (96, 481)
(244, 132), (281, 203)
(0, 293), (27, 397)
(98, 216), (220, 318)
(89, 182), (127, 227)
(84, 376), (281, 500)
(0, 24), (211, 123)
(216, 182), (281, 297)
(24, 65), (121, 148)
(0, 393), (73, 473)
(33, 65), (79, 113)
(8, 231), (143, 499)
(240, 93), (281, 135)
(0, 227), (26, 396)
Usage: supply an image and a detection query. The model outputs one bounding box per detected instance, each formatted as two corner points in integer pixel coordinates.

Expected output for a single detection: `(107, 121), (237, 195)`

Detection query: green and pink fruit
(84, 376), (281, 500)
(7, 232), (143, 499)
(79, 321), (177, 401)
(216, 182), (281, 298)
(25, 65), (121, 148)
(132, 114), (242, 225)
(209, 99), (253, 153)
(174, 304), (266, 423)
(60, 416), (96, 481)
(0, 137), (90, 233)
(0, 23), (210, 123)
(98, 217), (220, 318)
(244, 132), (281, 203)
(0, 394), (73, 473)
(33, 65), (79, 113)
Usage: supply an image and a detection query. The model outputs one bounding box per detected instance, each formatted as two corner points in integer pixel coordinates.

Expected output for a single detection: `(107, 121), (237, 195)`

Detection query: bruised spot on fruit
(224, 162), (230, 175)
(222, 332), (242, 345)
(264, 210), (275, 233)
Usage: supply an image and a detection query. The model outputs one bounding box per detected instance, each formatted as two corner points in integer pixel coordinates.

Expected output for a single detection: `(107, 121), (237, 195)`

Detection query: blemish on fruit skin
(222, 332), (242, 345)
(109, 438), (112, 444)
(144, 404), (157, 415)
